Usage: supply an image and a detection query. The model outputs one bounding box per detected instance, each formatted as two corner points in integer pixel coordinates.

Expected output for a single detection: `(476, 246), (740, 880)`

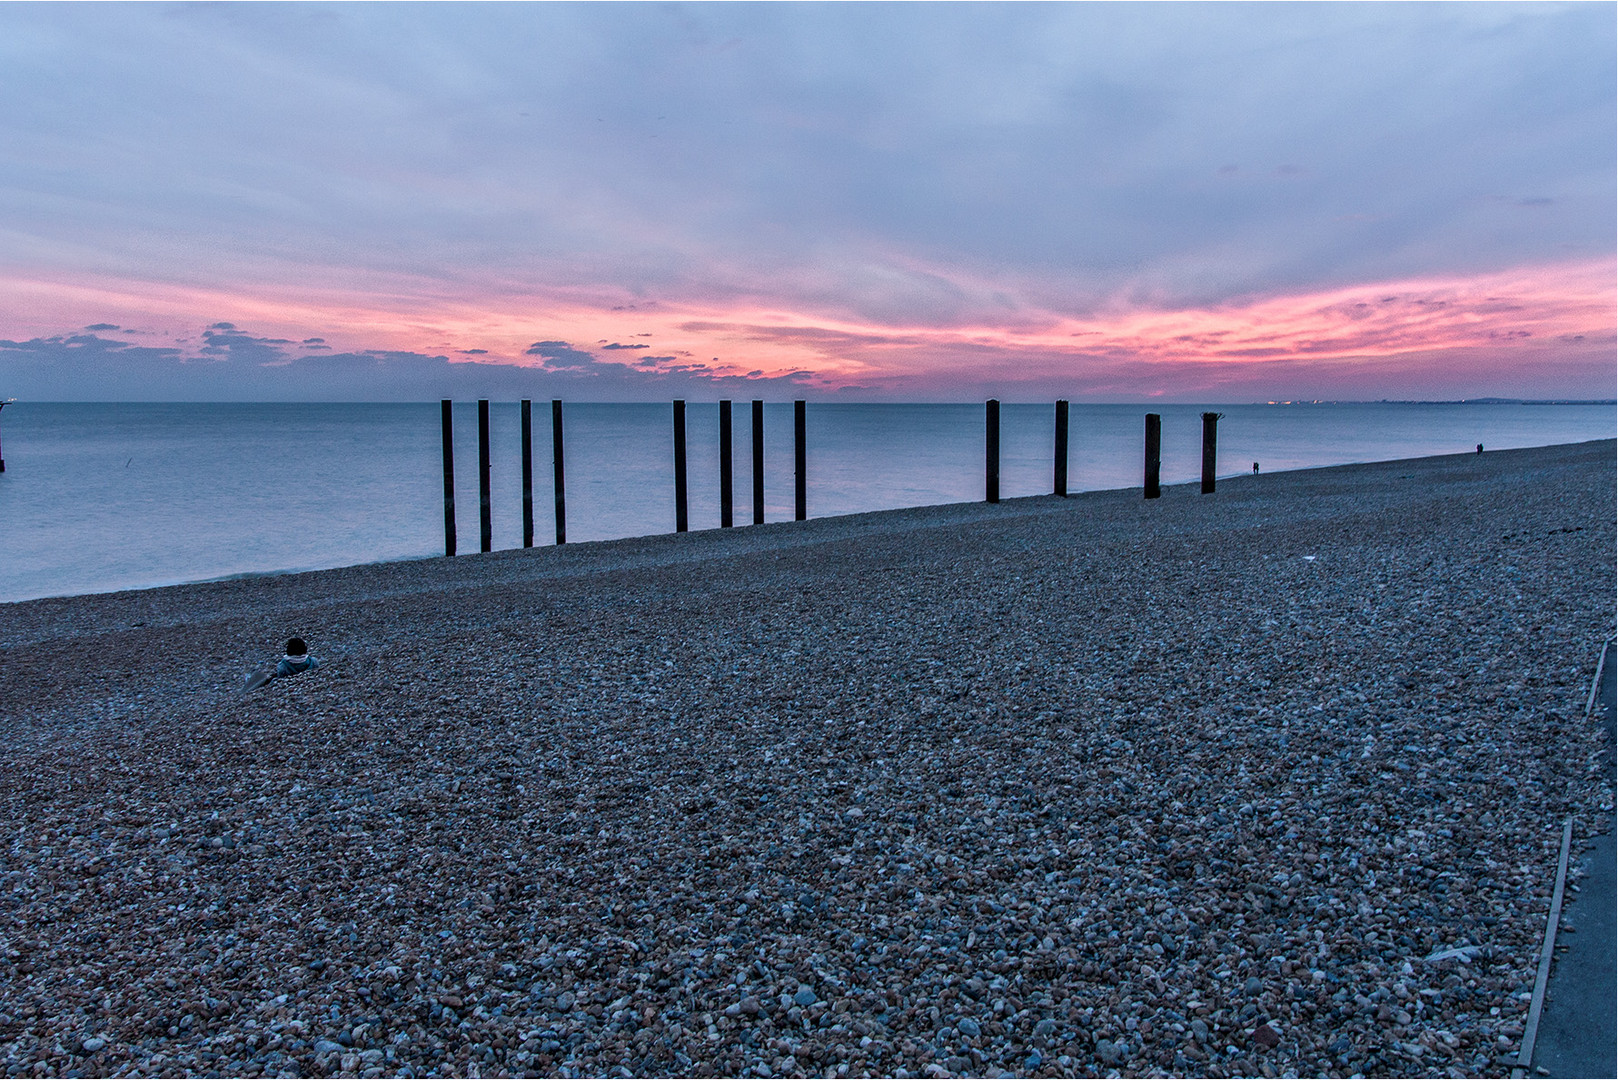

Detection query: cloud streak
(0, 259), (1609, 402)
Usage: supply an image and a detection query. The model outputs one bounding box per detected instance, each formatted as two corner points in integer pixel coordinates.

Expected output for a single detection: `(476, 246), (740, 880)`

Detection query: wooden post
(521, 399), (534, 547)
(1054, 399), (1069, 497)
(0, 399), (10, 472)
(751, 400), (765, 525)
(1201, 411), (1221, 494)
(440, 399), (456, 556)
(551, 399), (566, 545)
(1144, 413), (1161, 499)
(985, 399), (1000, 503)
(673, 399), (689, 533)
(478, 399), (492, 552)
(719, 399), (734, 528)
(794, 399), (806, 521)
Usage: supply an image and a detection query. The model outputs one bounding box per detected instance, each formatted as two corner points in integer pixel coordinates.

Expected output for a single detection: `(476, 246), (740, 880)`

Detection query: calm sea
(0, 401), (1611, 604)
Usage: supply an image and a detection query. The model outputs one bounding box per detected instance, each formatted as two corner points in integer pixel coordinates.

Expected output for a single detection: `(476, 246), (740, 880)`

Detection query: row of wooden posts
(438, 399), (1221, 556)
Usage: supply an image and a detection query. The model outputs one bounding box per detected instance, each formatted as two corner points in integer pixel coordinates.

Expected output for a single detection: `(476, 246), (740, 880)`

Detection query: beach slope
(2, 440), (1613, 1078)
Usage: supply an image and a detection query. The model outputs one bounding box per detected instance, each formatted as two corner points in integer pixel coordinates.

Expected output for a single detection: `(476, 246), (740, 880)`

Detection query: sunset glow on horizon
(3, 255), (1609, 401)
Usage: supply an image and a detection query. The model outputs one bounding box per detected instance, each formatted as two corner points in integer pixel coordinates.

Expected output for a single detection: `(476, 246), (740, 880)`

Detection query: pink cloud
(1, 258), (1611, 400)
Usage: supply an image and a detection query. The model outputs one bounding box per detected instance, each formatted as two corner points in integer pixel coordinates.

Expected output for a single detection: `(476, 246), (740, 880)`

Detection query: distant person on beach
(276, 638), (318, 677)
(1476, 443), (1483, 454)
(1253, 462), (1259, 474)
(241, 637), (319, 695)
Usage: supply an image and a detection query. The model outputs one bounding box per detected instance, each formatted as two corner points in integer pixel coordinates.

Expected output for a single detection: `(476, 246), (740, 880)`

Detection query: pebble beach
(2, 439), (1613, 1080)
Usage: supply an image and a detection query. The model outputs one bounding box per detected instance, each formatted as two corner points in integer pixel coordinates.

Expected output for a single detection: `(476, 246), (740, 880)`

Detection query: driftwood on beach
(1, 441), (1613, 1079)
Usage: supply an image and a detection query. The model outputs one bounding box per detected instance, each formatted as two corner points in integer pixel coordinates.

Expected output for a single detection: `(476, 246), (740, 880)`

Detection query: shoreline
(3, 430), (1614, 610)
(4, 438), (1609, 629)
(1, 439), (1614, 1078)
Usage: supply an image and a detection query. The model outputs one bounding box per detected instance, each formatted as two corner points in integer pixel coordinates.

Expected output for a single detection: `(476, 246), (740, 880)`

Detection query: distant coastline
(1259, 398), (1617, 406)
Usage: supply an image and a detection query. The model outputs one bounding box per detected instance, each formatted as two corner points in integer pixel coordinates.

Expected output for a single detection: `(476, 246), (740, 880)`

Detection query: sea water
(0, 401), (1611, 603)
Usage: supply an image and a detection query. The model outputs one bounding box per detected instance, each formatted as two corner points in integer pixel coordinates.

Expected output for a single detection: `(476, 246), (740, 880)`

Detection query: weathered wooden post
(1144, 413), (1161, 499)
(478, 399), (493, 552)
(719, 399), (734, 528)
(794, 399), (806, 521)
(551, 399), (566, 545)
(1201, 411), (1222, 494)
(673, 399), (689, 533)
(985, 399), (1000, 503)
(440, 399), (456, 556)
(752, 400), (765, 525)
(521, 399), (534, 547)
(1054, 399), (1069, 497)
(0, 398), (12, 473)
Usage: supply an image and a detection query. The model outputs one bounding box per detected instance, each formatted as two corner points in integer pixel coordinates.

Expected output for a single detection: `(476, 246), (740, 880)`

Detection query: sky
(0, 1), (1612, 402)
